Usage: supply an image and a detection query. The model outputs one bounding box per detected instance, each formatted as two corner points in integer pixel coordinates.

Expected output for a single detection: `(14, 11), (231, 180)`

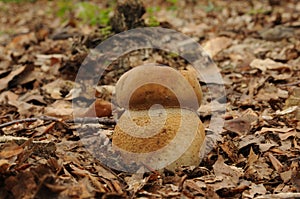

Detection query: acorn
(112, 65), (205, 172)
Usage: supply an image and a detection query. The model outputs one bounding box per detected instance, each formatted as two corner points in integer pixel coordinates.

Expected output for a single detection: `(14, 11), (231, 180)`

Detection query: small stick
(0, 135), (50, 144)
(278, 80), (300, 87)
(0, 116), (116, 129)
(66, 117), (116, 125)
(255, 193), (300, 199)
(0, 116), (63, 129)
(0, 118), (38, 129)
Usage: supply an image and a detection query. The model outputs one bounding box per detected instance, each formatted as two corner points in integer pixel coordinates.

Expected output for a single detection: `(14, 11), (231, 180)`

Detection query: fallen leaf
(267, 153), (283, 172)
(203, 37), (232, 57)
(0, 65), (33, 92)
(212, 155), (243, 190)
(259, 25), (296, 41)
(44, 100), (73, 119)
(7, 32), (37, 49)
(42, 79), (77, 100)
(278, 131), (299, 140)
(284, 87), (300, 120)
(243, 183), (267, 198)
(224, 118), (251, 135)
(250, 58), (291, 72)
(258, 127), (294, 134)
(0, 143), (24, 159)
(280, 170), (292, 183)
(245, 148), (273, 181)
(239, 135), (264, 150)
(81, 99), (112, 118)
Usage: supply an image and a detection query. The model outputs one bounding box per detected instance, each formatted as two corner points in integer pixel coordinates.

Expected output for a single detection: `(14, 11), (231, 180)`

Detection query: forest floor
(0, 0), (300, 198)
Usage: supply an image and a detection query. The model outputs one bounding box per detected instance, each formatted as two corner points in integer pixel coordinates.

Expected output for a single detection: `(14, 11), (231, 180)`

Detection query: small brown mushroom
(112, 65), (205, 172)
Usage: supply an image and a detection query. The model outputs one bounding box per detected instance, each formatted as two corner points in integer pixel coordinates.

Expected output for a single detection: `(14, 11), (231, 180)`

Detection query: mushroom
(112, 65), (205, 172)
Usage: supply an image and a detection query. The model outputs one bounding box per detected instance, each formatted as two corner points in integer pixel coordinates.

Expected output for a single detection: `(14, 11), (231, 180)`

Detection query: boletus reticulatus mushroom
(112, 65), (205, 172)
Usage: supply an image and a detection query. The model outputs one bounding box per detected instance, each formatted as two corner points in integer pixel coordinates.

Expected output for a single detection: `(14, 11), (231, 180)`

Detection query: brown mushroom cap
(115, 65), (202, 110)
(179, 69), (203, 108)
(112, 108), (205, 171)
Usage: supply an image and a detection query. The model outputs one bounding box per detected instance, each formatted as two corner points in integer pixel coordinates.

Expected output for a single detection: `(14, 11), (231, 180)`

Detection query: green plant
(247, 8), (271, 15)
(0, 0), (36, 2)
(56, 0), (73, 18)
(56, 1), (112, 26)
(99, 26), (112, 38)
(0, 29), (15, 36)
(200, 1), (222, 13)
(166, 0), (178, 11)
(146, 6), (160, 27)
(76, 2), (111, 26)
(167, 52), (180, 59)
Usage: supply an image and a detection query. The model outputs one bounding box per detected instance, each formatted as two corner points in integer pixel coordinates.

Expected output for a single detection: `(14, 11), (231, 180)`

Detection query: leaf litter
(0, 0), (300, 198)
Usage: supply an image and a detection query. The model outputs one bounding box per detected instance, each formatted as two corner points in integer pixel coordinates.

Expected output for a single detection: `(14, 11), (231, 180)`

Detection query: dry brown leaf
(44, 183), (67, 193)
(111, 180), (124, 194)
(95, 85), (115, 101)
(259, 25), (296, 41)
(42, 79), (76, 100)
(14, 101), (44, 118)
(259, 143), (278, 152)
(250, 58), (291, 72)
(124, 173), (145, 193)
(278, 131), (298, 140)
(5, 171), (37, 199)
(212, 155), (243, 190)
(18, 90), (47, 105)
(183, 179), (206, 196)
(44, 100), (73, 119)
(0, 65), (31, 92)
(267, 153), (283, 172)
(255, 83), (287, 102)
(245, 148), (274, 181)
(0, 159), (9, 167)
(239, 135), (264, 150)
(181, 23), (209, 36)
(0, 90), (19, 104)
(220, 141), (239, 163)
(276, 106), (299, 117)
(224, 118), (251, 135)
(0, 143), (24, 159)
(258, 127), (294, 134)
(7, 32), (37, 49)
(88, 174), (107, 192)
(203, 37), (232, 57)
(81, 99), (112, 118)
(284, 87), (300, 120)
(280, 170), (292, 183)
(94, 164), (116, 180)
(62, 177), (95, 198)
(247, 147), (258, 165)
(34, 54), (65, 67)
(242, 183), (267, 198)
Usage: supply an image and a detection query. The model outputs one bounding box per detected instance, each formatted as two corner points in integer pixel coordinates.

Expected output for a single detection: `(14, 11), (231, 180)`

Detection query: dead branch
(0, 116), (61, 129)
(0, 135), (50, 144)
(66, 117), (116, 125)
(255, 193), (300, 199)
(0, 116), (115, 130)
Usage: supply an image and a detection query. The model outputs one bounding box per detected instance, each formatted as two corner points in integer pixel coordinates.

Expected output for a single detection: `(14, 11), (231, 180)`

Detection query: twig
(66, 117), (116, 125)
(278, 80), (300, 87)
(0, 135), (50, 144)
(0, 116), (116, 130)
(0, 118), (38, 129)
(0, 116), (62, 129)
(255, 193), (300, 199)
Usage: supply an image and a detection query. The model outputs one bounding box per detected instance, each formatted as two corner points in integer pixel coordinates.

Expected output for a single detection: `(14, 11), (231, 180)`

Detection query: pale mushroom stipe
(112, 65), (206, 172)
